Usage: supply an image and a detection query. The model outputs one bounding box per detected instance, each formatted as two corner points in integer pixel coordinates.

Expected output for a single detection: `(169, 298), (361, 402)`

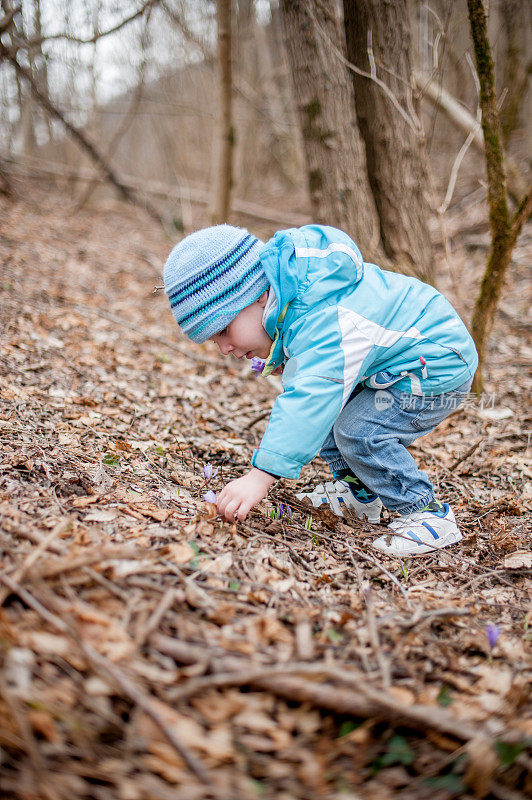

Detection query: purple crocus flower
(203, 463), (219, 481)
(486, 624), (501, 650)
(251, 357), (265, 376)
(279, 502), (284, 518)
(203, 490), (217, 504)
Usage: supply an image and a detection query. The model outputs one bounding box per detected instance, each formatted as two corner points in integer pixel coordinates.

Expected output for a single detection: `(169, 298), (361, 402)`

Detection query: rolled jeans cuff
(393, 490), (435, 516)
(325, 457), (349, 475)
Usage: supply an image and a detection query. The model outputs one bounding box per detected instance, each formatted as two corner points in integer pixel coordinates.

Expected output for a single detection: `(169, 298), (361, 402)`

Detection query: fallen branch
(8, 517), (72, 586)
(152, 634), (520, 746)
(449, 438), (484, 471)
(20, 545), (146, 582)
(82, 640), (213, 787)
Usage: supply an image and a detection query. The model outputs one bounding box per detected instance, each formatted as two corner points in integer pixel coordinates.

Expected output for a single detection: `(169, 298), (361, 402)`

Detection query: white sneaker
(296, 481), (382, 523)
(372, 504), (462, 557)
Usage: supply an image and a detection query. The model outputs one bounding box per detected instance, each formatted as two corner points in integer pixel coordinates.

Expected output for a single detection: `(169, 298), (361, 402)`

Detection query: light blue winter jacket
(251, 225), (478, 479)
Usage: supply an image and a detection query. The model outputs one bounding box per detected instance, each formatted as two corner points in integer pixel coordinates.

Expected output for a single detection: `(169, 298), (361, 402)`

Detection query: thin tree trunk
(467, 0), (531, 393)
(343, 0), (434, 283)
(32, 0), (52, 142)
(14, 1), (36, 155)
(233, 0), (258, 197)
(471, 184), (531, 393)
(210, 0), (234, 225)
(279, 0), (382, 261)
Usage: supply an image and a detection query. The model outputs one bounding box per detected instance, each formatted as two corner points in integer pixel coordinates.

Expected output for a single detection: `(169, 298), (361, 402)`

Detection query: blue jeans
(319, 376), (473, 514)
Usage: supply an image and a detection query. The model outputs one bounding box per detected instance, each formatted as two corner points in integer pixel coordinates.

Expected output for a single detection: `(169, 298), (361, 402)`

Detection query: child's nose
(219, 342), (233, 356)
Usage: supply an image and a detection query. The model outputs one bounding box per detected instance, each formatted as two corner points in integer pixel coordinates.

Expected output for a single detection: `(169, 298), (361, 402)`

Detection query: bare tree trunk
(19, 82), (36, 153)
(279, 0), (382, 261)
(210, 0), (234, 225)
(343, 0), (434, 283)
(467, 0), (531, 393)
(233, 0), (258, 198)
(253, 13), (302, 189)
(32, 0), (52, 141)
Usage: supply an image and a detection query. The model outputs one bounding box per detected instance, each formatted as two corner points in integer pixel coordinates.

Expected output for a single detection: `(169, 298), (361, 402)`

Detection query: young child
(164, 224), (477, 557)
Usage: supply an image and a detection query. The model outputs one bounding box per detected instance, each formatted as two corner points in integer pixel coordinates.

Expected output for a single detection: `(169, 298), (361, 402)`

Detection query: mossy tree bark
(210, 0), (234, 225)
(342, 0), (434, 284)
(467, 0), (532, 393)
(279, 0), (382, 262)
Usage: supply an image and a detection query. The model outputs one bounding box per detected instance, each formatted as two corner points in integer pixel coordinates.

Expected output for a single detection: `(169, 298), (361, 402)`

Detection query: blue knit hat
(164, 225), (268, 344)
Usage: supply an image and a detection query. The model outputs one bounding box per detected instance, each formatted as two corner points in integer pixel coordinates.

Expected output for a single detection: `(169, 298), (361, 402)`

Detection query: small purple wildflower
(279, 502), (284, 518)
(203, 490), (217, 504)
(251, 357), (265, 376)
(203, 463), (219, 481)
(486, 624), (500, 650)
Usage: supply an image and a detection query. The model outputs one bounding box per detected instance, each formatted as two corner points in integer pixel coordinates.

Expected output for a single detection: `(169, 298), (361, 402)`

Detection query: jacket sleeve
(251, 304), (374, 479)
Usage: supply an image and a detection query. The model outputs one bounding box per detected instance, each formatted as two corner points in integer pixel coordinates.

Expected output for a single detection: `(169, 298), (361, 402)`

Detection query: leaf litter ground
(0, 183), (530, 800)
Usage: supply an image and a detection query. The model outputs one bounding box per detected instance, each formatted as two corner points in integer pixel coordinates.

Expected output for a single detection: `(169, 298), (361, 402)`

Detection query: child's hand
(217, 468), (276, 522)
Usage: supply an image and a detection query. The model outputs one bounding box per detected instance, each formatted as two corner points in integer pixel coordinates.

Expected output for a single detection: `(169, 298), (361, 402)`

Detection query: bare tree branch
(311, 5), (421, 134)
(153, 633), (527, 748)
(2, 47), (166, 229)
(508, 182), (532, 246)
(20, 0), (159, 48)
(416, 71), (528, 206)
(161, 0), (213, 58)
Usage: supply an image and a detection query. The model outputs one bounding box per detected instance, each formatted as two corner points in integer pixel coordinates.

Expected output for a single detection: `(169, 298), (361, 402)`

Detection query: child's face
(210, 291), (272, 360)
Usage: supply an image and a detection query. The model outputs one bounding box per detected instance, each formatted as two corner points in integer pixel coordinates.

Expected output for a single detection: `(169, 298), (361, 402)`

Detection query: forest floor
(0, 179), (531, 800)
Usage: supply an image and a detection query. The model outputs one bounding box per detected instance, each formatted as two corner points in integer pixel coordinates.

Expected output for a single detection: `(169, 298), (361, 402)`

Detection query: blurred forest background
(1, 0), (530, 240)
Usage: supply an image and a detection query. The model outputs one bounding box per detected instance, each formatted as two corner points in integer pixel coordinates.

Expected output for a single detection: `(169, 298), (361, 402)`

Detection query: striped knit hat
(164, 225), (268, 344)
